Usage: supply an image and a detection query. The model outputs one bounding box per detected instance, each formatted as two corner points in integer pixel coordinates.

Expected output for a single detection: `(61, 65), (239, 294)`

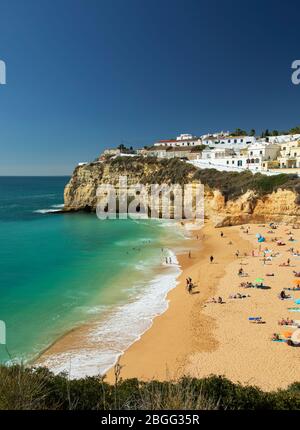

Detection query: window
(234, 139), (237, 143)
(260, 151), (263, 155)
(226, 160), (229, 164)
(232, 160), (235, 164)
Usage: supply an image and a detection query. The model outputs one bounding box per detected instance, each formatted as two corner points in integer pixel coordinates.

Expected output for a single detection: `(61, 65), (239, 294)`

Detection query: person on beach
(220, 231), (224, 238)
(186, 277), (193, 291)
(188, 250), (191, 258)
(287, 258), (291, 266)
(235, 250), (239, 258)
(210, 255), (214, 264)
(280, 290), (290, 300)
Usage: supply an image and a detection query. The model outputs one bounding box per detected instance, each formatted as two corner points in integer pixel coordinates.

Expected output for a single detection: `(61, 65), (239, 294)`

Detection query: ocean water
(0, 177), (188, 375)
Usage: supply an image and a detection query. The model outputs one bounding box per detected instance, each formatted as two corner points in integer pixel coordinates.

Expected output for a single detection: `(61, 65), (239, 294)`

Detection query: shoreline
(105, 220), (234, 383)
(35, 224), (191, 378)
(106, 221), (300, 391)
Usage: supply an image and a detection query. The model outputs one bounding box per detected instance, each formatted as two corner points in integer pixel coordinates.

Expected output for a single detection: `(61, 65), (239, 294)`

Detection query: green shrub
(0, 365), (299, 410)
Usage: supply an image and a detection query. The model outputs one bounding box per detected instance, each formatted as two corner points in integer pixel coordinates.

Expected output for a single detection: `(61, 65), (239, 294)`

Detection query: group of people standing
(186, 277), (194, 294)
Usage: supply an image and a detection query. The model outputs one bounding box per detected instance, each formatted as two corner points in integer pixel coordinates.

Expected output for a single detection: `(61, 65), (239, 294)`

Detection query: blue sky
(0, 0), (300, 175)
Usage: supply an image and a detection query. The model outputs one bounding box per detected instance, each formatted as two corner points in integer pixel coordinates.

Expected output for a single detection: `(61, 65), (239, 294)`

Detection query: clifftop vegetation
(86, 157), (300, 202)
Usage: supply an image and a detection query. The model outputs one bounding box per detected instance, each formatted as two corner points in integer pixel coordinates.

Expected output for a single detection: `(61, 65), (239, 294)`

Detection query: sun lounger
(248, 317), (265, 323)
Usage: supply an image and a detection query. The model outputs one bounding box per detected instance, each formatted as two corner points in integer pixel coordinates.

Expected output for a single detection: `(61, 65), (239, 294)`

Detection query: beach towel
(272, 339), (287, 343)
(248, 317), (262, 320)
(288, 308), (300, 312)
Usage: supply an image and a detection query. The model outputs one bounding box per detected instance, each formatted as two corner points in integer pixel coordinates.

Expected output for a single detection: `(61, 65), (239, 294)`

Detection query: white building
(267, 134), (300, 144)
(201, 135), (256, 148)
(200, 131), (230, 140)
(278, 140), (300, 168)
(191, 142), (280, 173)
(154, 133), (202, 147)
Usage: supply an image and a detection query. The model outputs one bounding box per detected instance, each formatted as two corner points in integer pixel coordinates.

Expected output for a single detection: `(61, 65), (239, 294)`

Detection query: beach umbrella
(282, 330), (293, 338)
(291, 329), (300, 345)
(293, 279), (300, 285)
(295, 299), (300, 305)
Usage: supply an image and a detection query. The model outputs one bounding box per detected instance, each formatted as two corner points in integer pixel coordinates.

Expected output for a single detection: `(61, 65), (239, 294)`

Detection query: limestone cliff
(64, 158), (300, 226)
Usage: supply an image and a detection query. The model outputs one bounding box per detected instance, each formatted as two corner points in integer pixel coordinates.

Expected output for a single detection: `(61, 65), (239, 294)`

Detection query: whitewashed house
(191, 143), (280, 173)
(154, 133), (202, 147)
(201, 135), (256, 148)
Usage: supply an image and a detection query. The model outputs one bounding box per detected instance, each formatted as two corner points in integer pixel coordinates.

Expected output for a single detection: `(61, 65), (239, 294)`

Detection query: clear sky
(0, 0), (300, 175)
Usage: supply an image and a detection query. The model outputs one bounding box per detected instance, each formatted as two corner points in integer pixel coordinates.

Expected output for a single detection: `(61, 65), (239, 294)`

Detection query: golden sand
(107, 222), (300, 391)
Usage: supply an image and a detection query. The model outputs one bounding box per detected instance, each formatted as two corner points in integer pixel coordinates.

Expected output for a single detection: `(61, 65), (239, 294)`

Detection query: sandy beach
(106, 221), (300, 391)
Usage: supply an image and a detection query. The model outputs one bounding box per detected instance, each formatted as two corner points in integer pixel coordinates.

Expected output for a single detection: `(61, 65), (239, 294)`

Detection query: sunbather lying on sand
(278, 318), (295, 326)
(208, 296), (225, 304)
(229, 293), (250, 299)
(240, 281), (253, 288)
(238, 269), (249, 277)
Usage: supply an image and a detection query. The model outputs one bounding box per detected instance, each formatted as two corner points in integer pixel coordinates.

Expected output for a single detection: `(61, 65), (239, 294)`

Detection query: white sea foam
(34, 203), (64, 214)
(41, 251), (181, 379)
(51, 204), (64, 209)
(34, 209), (62, 214)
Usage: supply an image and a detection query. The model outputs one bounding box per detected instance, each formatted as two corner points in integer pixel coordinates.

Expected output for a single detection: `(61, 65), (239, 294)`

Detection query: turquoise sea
(0, 177), (188, 376)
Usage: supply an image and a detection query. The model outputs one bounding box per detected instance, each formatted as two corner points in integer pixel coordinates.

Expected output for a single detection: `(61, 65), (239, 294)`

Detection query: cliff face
(205, 188), (300, 226)
(64, 159), (300, 226)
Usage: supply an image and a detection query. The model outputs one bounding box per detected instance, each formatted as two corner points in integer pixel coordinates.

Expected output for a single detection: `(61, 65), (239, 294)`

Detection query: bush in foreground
(0, 364), (300, 410)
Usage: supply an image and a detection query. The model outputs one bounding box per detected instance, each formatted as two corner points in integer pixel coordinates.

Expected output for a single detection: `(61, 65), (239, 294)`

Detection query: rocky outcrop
(205, 188), (300, 226)
(64, 159), (300, 226)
